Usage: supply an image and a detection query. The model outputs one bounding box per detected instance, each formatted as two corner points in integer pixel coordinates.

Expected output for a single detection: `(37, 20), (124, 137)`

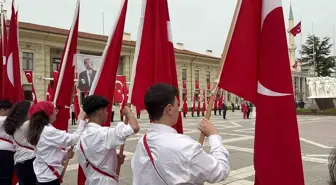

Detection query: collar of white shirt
(87, 122), (101, 128)
(148, 123), (177, 134)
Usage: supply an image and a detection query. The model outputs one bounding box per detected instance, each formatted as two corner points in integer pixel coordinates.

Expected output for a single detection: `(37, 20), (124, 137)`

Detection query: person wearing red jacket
(242, 102), (248, 119)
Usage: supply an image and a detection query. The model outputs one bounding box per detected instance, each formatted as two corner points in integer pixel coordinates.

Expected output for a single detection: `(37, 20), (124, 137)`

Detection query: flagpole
(102, 12), (105, 35)
(198, 0), (241, 145)
(333, 24), (335, 77)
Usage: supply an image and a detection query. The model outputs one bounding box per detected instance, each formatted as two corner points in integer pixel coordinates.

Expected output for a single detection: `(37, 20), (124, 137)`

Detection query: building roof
(18, 21), (220, 60)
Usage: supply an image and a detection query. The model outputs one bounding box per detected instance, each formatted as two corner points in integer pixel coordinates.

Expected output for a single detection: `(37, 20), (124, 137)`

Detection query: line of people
(0, 83), (230, 185)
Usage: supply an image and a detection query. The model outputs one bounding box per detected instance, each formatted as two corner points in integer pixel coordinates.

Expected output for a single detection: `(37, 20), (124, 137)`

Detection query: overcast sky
(4, 0), (336, 57)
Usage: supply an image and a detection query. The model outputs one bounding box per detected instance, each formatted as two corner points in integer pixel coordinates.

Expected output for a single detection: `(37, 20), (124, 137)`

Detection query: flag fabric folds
(128, 0), (183, 133)
(78, 1), (129, 184)
(290, 21), (301, 37)
(52, 0), (79, 132)
(217, 0), (304, 185)
(3, 2), (23, 104)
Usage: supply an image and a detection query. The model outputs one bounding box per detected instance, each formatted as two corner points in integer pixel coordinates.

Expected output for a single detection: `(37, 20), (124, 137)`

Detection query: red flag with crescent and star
(24, 70), (37, 104)
(52, 0), (79, 132)
(217, 0), (304, 184)
(78, 1), (128, 184)
(3, 1), (23, 104)
(114, 75), (127, 103)
(128, 0), (183, 133)
(290, 21), (301, 37)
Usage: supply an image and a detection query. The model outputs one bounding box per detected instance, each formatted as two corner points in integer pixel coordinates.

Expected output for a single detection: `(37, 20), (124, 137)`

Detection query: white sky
(4, 0), (336, 57)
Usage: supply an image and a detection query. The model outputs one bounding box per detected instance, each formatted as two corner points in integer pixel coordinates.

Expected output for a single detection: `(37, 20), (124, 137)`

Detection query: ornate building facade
(16, 21), (241, 105)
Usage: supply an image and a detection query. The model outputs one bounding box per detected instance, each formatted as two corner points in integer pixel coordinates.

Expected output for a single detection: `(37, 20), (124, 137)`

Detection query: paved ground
(63, 111), (336, 185)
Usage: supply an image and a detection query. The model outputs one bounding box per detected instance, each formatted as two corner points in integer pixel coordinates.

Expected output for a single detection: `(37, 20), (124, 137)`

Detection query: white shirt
(131, 124), (230, 185)
(13, 121), (36, 164)
(76, 122), (134, 185)
(33, 120), (86, 183)
(86, 70), (93, 86)
(70, 104), (74, 113)
(0, 116), (15, 152)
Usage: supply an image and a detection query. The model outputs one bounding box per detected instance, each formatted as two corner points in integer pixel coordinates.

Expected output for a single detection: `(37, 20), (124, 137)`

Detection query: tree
(300, 35), (335, 76)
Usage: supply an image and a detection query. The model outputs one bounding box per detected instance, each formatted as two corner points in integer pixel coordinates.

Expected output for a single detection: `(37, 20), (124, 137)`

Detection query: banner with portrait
(76, 54), (102, 92)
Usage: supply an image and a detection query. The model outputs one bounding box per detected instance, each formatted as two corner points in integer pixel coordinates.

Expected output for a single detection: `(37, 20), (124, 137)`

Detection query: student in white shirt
(0, 100), (14, 185)
(3, 100), (37, 185)
(76, 95), (139, 185)
(132, 83), (230, 185)
(27, 101), (87, 185)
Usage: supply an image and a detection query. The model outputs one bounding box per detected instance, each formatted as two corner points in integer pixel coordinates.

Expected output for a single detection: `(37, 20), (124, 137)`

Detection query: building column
(34, 45), (50, 101)
(301, 77), (306, 100)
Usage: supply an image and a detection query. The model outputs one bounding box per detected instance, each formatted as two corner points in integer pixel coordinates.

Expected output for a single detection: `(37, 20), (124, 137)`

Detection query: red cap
(29, 101), (54, 117)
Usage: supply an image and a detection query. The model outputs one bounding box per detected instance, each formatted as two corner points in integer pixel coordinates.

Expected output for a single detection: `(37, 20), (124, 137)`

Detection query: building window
(22, 52), (34, 70)
(53, 58), (61, 72)
(206, 71), (210, 84)
(195, 70), (199, 82)
(24, 90), (33, 101)
(228, 93), (231, 101)
(182, 69), (187, 81)
(117, 57), (124, 75)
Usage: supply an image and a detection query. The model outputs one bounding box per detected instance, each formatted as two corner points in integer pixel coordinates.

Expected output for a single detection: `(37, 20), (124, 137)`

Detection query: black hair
(144, 83), (178, 121)
(3, 100), (31, 135)
(0, 100), (13, 110)
(27, 111), (50, 146)
(329, 148), (336, 185)
(83, 95), (109, 117)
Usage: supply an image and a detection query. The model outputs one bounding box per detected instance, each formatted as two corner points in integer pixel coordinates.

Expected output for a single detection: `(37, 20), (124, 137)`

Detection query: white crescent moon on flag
(32, 92), (36, 101)
(116, 80), (123, 88)
(121, 94), (124, 103)
(6, 53), (14, 86)
(261, 0), (281, 26)
(257, 81), (291, 97)
(26, 72), (31, 77)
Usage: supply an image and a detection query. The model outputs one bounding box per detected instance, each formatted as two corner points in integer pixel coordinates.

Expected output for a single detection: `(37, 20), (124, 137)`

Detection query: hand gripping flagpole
(115, 102), (131, 180)
(61, 145), (74, 178)
(198, 0), (241, 145)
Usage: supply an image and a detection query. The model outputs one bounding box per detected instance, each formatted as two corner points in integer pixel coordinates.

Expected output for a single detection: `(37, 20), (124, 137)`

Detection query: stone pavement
(63, 111), (336, 185)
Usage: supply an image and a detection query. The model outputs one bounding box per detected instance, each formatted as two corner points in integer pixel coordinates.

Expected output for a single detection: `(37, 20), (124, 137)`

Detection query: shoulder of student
(141, 133), (202, 154)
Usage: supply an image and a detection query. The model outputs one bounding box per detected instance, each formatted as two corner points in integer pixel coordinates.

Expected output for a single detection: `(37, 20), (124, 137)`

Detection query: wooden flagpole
(198, 0), (242, 145)
(61, 64), (81, 178)
(116, 102), (131, 180)
(61, 145), (74, 178)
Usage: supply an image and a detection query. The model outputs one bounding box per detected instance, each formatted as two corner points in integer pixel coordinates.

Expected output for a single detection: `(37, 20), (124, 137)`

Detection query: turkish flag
(53, 0), (79, 132)
(114, 75), (127, 103)
(1, 13), (7, 100)
(46, 83), (53, 101)
(290, 21), (301, 37)
(213, 89), (218, 109)
(182, 98), (188, 114)
(24, 70), (37, 104)
(129, 0), (183, 133)
(78, 1), (128, 184)
(182, 79), (186, 89)
(3, 2), (23, 104)
(217, 0), (304, 185)
(195, 80), (199, 89)
(89, 0), (128, 126)
(218, 91), (223, 109)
